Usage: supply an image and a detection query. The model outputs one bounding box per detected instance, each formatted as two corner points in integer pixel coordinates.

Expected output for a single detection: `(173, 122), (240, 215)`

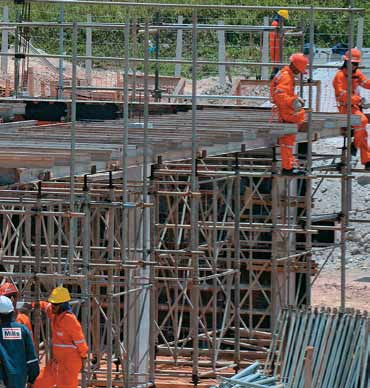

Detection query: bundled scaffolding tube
(212, 362), (284, 388)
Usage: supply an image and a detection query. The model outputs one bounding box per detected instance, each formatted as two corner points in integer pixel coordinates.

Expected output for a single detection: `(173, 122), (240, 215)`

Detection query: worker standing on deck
(33, 287), (88, 388)
(270, 9), (289, 77)
(333, 48), (370, 169)
(270, 52), (308, 175)
(0, 282), (33, 338)
(0, 295), (39, 388)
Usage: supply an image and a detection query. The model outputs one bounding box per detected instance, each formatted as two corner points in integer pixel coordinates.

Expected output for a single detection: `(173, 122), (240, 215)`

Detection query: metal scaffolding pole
(305, 4), (315, 305)
(341, 0), (355, 310)
(68, 21), (78, 272)
(190, 9), (200, 386)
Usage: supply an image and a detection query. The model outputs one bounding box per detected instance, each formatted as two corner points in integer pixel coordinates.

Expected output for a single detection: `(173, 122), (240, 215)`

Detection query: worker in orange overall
(270, 52), (308, 175)
(33, 286), (88, 388)
(0, 282), (33, 337)
(270, 9), (289, 77)
(333, 48), (370, 169)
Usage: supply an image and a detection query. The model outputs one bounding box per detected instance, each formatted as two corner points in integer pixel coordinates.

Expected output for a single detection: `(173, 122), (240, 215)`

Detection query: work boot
(281, 168), (306, 176)
(350, 143), (357, 157)
(365, 162), (370, 170)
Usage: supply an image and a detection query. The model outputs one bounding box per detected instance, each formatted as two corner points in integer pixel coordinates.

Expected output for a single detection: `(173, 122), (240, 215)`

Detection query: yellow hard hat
(48, 287), (71, 304)
(278, 9), (289, 20)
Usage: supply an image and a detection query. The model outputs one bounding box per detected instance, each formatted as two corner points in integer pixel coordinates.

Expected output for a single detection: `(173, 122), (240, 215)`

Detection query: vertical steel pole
(341, 0), (354, 310)
(68, 22), (78, 272)
(212, 180), (218, 370)
(34, 187), (42, 354)
(261, 17), (269, 80)
(81, 182), (91, 388)
(86, 14), (92, 85)
(174, 15), (183, 77)
(58, 4), (64, 99)
(217, 20), (226, 87)
(122, 18), (130, 386)
(122, 19), (130, 261)
(305, 4), (315, 306)
(123, 19), (131, 387)
(137, 18), (151, 385)
(190, 9), (200, 386)
(356, 17), (364, 50)
(131, 18), (137, 101)
(107, 269), (113, 388)
(234, 153), (241, 371)
(1, 6), (9, 75)
(14, 7), (21, 97)
(154, 12), (160, 101)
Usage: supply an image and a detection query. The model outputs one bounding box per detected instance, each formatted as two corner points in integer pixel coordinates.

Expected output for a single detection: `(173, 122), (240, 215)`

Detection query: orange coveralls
(33, 301), (88, 388)
(270, 19), (283, 64)
(17, 312), (33, 337)
(271, 66), (305, 170)
(333, 67), (370, 165)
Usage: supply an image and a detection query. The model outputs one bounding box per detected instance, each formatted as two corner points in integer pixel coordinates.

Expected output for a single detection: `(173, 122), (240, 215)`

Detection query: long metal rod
(305, 4), (315, 305)
(21, 0), (365, 12)
(122, 17), (130, 261)
(58, 4), (64, 99)
(233, 153), (241, 371)
(81, 186), (91, 388)
(190, 9), (200, 386)
(0, 50), (354, 68)
(341, 0), (355, 310)
(0, 21), (298, 32)
(67, 21), (78, 271)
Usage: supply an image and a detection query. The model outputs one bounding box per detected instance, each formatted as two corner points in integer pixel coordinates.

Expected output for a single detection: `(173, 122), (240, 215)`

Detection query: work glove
(361, 97), (370, 109)
(293, 97), (305, 112)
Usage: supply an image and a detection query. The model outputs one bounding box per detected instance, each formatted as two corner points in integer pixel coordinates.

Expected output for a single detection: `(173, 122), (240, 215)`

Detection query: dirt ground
(312, 267), (370, 312)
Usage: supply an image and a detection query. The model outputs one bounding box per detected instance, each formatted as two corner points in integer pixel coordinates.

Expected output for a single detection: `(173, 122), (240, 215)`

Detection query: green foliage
(1, 1), (368, 77)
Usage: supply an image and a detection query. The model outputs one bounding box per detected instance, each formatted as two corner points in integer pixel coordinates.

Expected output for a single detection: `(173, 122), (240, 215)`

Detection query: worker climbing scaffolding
(333, 48), (370, 169)
(270, 52), (308, 175)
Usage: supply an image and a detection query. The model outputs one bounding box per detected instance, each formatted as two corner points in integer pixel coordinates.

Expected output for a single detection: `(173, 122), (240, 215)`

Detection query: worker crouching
(333, 48), (370, 169)
(0, 295), (39, 388)
(270, 52), (308, 175)
(33, 287), (88, 388)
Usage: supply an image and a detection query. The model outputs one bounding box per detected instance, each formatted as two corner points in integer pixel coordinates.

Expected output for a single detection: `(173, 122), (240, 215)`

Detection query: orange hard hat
(0, 282), (18, 296)
(343, 48), (362, 63)
(290, 53), (308, 74)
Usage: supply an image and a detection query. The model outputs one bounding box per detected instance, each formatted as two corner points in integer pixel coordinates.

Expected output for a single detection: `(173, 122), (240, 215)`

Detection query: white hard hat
(0, 295), (14, 314)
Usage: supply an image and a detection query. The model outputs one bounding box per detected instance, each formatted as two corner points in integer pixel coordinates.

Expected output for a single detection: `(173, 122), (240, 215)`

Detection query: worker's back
(0, 318), (39, 388)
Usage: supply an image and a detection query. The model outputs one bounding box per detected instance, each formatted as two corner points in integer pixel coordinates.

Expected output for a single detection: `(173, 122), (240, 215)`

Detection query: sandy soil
(312, 267), (370, 311)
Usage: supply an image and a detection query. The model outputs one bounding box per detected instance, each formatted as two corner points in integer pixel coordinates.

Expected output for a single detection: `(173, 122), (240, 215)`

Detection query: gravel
(313, 136), (370, 270)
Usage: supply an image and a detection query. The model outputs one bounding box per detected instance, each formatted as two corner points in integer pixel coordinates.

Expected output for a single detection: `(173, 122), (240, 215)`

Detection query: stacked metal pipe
(215, 362), (284, 387)
(264, 307), (369, 388)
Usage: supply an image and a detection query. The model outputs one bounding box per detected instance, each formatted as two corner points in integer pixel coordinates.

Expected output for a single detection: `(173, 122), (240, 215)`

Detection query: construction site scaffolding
(0, 1), (367, 387)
